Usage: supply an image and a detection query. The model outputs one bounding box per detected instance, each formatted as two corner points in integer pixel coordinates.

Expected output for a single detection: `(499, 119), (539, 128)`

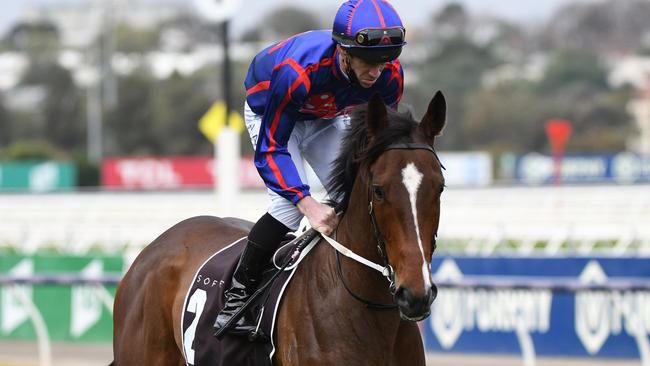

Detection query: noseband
(335, 142), (442, 309)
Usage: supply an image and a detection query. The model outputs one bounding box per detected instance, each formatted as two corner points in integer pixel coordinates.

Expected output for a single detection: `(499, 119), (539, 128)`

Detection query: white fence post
(12, 284), (52, 366)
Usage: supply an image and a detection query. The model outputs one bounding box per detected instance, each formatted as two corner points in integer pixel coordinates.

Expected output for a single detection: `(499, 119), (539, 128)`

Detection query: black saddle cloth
(180, 234), (307, 366)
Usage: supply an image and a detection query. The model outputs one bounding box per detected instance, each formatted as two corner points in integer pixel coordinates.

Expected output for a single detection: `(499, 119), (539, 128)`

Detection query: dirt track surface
(0, 341), (112, 366)
(0, 341), (639, 366)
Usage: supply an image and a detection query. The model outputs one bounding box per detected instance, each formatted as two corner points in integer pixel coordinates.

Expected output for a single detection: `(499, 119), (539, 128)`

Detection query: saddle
(180, 230), (319, 366)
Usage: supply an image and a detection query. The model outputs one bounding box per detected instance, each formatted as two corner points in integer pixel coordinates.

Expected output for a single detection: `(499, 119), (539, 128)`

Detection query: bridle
(334, 142), (443, 309)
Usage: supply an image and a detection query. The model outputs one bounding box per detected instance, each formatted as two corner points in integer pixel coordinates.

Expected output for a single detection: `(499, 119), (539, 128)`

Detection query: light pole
(76, 58), (102, 165)
(193, 0), (242, 215)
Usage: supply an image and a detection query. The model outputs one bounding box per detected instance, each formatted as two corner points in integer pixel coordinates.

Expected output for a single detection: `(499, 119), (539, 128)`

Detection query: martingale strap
(321, 233), (391, 277)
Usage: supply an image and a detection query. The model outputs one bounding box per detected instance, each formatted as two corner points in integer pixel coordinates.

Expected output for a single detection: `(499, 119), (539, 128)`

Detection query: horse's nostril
(396, 285), (436, 306)
(395, 285), (435, 321)
(430, 283), (438, 303)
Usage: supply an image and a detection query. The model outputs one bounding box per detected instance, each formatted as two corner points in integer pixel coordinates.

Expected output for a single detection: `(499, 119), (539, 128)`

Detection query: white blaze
(401, 162), (432, 289)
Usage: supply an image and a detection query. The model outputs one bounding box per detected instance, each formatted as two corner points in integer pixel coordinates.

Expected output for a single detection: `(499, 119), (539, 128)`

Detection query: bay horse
(112, 91), (447, 365)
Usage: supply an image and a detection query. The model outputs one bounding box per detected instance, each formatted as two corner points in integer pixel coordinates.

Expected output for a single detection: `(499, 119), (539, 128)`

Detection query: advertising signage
(101, 156), (264, 190)
(425, 257), (650, 358)
(0, 255), (122, 342)
(103, 153), (494, 190)
(0, 161), (76, 192)
(512, 152), (650, 184)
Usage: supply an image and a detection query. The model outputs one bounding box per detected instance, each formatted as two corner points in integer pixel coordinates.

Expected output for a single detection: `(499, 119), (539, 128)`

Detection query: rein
(323, 142), (441, 309)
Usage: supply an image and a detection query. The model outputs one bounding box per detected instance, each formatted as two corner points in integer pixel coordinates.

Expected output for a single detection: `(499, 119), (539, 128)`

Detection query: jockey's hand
(296, 196), (338, 236)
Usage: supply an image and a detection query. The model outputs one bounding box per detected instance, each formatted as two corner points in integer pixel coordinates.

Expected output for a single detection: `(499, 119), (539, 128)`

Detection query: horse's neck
(335, 172), (384, 265)
(337, 202), (379, 262)
(334, 199), (395, 304)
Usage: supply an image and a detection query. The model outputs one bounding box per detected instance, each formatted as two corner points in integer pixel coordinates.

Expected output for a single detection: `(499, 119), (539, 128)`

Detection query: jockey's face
(349, 56), (385, 88)
(339, 46), (385, 88)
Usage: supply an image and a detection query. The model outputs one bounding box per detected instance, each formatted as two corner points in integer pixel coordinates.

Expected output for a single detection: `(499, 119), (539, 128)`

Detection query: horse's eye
(431, 237), (437, 253)
(372, 185), (385, 200)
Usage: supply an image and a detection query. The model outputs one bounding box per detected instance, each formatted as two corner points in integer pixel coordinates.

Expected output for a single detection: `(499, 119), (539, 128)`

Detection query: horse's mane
(326, 106), (418, 213)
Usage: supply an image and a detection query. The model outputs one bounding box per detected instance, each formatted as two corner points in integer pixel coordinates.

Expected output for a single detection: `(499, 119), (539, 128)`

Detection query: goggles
(354, 27), (405, 47)
(334, 27), (406, 48)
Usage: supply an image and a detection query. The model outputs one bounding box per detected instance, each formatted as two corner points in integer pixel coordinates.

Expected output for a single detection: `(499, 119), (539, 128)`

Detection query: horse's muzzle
(394, 283), (437, 322)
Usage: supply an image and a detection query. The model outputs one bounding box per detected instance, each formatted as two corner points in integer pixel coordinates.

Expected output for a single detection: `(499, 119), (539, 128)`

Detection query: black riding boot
(213, 240), (271, 333)
(213, 213), (290, 335)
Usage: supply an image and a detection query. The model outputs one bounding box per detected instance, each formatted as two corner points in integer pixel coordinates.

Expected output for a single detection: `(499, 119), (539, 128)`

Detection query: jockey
(214, 0), (406, 334)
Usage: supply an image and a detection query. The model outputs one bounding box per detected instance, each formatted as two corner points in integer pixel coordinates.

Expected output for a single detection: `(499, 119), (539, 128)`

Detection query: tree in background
(150, 71), (214, 155)
(114, 23), (160, 53)
(542, 0), (650, 54)
(460, 47), (632, 155)
(264, 7), (323, 39)
(564, 91), (633, 152)
(537, 49), (608, 94)
(432, 2), (470, 39)
(239, 6), (323, 42)
(1, 139), (63, 160)
(2, 21), (85, 157)
(412, 35), (502, 150)
(534, 48), (632, 152)
(0, 94), (9, 147)
(19, 62), (85, 152)
(463, 82), (545, 154)
(409, 2), (635, 155)
(6, 21), (59, 61)
(104, 70), (157, 155)
(104, 60), (249, 156)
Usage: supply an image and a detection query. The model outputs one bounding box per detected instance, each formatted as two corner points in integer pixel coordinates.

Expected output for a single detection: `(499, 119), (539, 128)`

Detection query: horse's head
(365, 92), (445, 321)
(329, 92), (446, 321)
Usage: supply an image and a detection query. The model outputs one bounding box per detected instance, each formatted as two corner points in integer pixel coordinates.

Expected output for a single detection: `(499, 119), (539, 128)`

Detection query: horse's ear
(366, 93), (388, 138)
(420, 91), (447, 144)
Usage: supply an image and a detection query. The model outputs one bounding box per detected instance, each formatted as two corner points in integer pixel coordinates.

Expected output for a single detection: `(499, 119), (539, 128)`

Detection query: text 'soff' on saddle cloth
(180, 236), (309, 366)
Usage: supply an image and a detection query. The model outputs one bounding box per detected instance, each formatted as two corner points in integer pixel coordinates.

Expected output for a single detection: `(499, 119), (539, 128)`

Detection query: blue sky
(0, 0), (594, 38)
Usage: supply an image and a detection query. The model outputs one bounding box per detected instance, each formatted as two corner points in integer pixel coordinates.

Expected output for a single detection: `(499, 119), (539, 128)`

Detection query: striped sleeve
(382, 60), (404, 110)
(254, 59), (311, 204)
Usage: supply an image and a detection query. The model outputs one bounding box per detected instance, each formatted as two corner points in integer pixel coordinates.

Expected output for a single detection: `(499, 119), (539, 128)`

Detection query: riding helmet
(332, 0), (406, 63)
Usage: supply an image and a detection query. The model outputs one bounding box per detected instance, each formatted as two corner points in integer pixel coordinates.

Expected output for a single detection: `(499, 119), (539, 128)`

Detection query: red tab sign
(101, 156), (264, 190)
(545, 119), (573, 154)
(544, 119), (573, 185)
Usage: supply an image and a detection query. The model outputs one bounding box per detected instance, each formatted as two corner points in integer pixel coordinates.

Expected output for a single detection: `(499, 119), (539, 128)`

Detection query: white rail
(0, 185), (648, 255)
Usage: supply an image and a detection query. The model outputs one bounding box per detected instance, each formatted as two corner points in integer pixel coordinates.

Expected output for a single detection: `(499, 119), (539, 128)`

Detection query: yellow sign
(198, 101), (244, 142)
